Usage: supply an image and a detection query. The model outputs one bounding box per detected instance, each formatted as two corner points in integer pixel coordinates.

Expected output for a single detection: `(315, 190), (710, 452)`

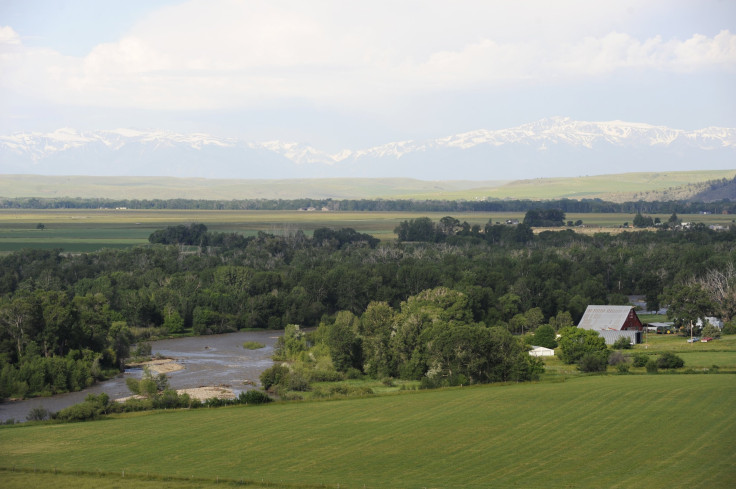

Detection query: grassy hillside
(1, 374), (734, 488)
(411, 170), (736, 201)
(0, 175), (506, 200)
(1, 170), (734, 201)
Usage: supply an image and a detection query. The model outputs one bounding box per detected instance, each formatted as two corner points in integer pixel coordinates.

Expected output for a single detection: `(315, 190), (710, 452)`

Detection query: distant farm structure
(578, 305), (644, 345)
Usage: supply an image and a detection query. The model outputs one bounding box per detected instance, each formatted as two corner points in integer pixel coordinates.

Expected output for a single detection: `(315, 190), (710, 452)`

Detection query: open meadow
(1, 171), (734, 201)
(1, 374), (734, 489)
(0, 208), (732, 253)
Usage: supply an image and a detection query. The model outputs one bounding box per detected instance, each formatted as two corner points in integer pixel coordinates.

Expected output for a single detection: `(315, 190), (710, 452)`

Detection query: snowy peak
(1, 118), (734, 180)
(428, 118), (714, 151)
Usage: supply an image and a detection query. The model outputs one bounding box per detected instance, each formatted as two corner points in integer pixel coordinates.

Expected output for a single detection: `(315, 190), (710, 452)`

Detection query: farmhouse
(577, 305), (643, 345)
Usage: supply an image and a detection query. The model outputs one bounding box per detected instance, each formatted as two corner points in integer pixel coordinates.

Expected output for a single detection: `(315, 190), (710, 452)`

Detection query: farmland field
(1, 374), (734, 489)
(0, 208), (732, 253)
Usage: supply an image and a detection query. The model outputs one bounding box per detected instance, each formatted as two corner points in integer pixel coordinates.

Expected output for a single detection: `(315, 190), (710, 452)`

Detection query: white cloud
(1, 1), (734, 111)
(0, 26), (21, 45)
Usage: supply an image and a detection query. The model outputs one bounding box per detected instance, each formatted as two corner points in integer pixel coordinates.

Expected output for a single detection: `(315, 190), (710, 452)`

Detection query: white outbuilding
(529, 346), (555, 357)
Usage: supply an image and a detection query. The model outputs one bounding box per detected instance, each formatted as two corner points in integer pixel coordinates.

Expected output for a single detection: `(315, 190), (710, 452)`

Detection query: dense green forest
(1, 218), (735, 399)
(2, 195), (736, 214)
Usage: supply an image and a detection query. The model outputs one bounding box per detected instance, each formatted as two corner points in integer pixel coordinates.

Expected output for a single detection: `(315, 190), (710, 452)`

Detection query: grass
(1, 375), (734, 488)
(637, 313), (670, 323)
(636, 334), (736, 353)
(448, 170), (736, 201)
(0, 208), (732, 253)
(0, 469), (250, 489)
(1, 171), (734, 201)
(242, 341), (265, 350)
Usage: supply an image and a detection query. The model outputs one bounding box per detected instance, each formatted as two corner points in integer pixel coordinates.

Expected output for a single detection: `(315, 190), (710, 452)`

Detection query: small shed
(529, 346), (555, 357)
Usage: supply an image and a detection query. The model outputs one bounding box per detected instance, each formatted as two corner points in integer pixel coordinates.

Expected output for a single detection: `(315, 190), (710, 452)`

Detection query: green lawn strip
(676, 351), (736, 368)
(1, 375), (734, 488)
(0, 468), (274, 489)
(637, 335), (736, 353)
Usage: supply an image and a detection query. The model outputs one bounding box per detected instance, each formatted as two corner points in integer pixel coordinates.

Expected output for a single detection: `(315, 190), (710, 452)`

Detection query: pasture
(0, 208), (731, 253)
(1, 170), (734, 201)
(1, 374), (734, 489)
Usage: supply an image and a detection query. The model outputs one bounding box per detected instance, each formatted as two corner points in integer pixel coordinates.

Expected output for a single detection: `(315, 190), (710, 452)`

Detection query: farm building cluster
(529, 305), (724, 356)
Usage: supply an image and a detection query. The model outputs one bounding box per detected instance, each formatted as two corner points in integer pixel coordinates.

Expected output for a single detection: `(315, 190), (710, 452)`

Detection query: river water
(0, 329), (279, 423)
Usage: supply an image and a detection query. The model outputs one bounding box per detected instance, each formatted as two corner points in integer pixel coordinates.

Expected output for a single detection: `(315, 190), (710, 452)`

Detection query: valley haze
(1, 118), (734, 181)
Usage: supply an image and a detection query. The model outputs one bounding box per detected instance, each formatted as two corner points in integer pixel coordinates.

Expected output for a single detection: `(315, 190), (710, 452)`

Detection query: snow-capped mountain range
(1, 118), (734, 180)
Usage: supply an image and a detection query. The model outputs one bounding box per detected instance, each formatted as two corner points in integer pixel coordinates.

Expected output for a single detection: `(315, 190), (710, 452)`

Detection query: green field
(0, 208), (732, 253)
(1, 375), (734, 489)
(637, 334), (736, 353)
(0, 209), (502, 251)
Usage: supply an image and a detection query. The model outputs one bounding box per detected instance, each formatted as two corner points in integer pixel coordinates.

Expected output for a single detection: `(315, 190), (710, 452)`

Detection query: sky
(1, 0), (735, 151)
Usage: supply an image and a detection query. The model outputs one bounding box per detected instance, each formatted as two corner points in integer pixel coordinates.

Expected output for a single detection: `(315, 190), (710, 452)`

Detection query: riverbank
(0, 329), (279, 423)
(126, 358), (185, 375)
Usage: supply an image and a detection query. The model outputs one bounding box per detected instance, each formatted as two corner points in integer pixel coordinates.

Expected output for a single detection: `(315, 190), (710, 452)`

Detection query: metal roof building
(577, 305), (644, 344)
(578, 306), (643, 331)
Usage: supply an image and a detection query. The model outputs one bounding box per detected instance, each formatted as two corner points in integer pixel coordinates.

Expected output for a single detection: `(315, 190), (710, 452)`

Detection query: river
(0, 329), (279, 423)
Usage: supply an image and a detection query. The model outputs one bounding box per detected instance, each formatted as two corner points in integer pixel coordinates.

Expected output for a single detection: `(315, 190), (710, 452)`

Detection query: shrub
(557, 327), (608, 364)
(280, 391), (304, 401)
(237, 390), (272, 405)
(152, 389), (181, 409)
(133, 342), (152, 357)
(449, 374), (469, 386)
(116, 397), (154, 412)
(631, 353), (649, 368)
(287, 370), (310, 392)
(532, 324), (558, 349)
(722, 322), (736, 335)
(345, 367), (363, 379)
(616, 363), (630, 374)
(701, 322), (721, 339)
(657, 352), (685, 369)
(646, 359), (659, 374)
(612, 336), (633, 350)
(352, 386), (374, 396)
(260, 364), (290, 390)
(163, 311), (184, 334)
(26, 406), (50, 422)
(307, 368), (344, 382)
(577, 352), (609, 373)
(56, 400), (98, 421)
(419, 376), (441, 389)
(608, 351), (627, 366)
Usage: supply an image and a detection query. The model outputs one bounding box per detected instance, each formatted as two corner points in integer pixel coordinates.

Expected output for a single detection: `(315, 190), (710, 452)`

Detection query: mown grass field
(0, 208), (732, 253)
(1, 374), (734, 489)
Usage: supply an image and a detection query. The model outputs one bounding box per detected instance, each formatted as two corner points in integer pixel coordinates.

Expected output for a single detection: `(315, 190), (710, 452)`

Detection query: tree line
(2, 219), (736, 399)
(2, 196), (736, 214)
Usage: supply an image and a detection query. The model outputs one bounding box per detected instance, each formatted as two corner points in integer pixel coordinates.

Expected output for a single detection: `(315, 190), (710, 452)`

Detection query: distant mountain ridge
(1, 118), (735, 180)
